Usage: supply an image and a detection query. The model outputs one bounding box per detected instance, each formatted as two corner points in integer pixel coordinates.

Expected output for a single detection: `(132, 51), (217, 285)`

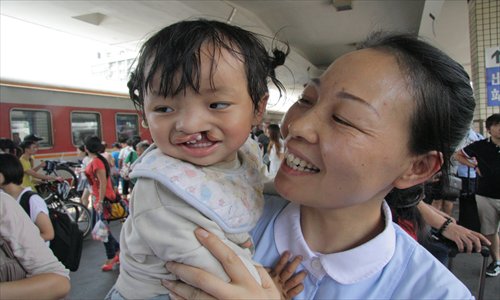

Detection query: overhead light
(72, 12), (106, 26)
(332, 0), (352, 12)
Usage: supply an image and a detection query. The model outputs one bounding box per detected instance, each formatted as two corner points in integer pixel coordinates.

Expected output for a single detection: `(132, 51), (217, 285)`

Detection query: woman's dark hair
(359, 32), (475, 200)
(0, 153), (24, 185)
(485, 113), (500, 130)
(128, 19), (288, 118)
(84, 136), (110, 178)
(267, 124), (282, 155)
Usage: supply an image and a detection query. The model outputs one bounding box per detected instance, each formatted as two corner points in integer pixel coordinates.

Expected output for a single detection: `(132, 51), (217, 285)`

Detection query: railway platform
(68, 220), (499, 300)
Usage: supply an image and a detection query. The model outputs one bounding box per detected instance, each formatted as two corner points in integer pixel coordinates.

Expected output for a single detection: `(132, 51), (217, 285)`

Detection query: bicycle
(36, 181), (92, 238)
(42, 160), (80, 189)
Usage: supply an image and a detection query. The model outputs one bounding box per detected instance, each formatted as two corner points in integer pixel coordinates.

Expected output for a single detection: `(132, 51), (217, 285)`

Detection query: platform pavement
(68, 221), (499, 300)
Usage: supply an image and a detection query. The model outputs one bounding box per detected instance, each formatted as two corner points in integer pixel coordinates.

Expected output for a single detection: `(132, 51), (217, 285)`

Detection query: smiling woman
(160, 31), (477, 300)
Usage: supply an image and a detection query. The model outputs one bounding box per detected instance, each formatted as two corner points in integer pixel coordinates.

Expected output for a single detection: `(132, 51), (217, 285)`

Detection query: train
(0, 82), (151, 162)
(0, 81), (284, 162)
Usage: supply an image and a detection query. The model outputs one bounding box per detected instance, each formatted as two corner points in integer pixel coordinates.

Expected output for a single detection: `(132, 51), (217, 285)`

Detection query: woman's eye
(209, 102), (230, 109)
(332, 115), (352, 127)
(296, 97), (313, 106)
(154, 106), (174, 113)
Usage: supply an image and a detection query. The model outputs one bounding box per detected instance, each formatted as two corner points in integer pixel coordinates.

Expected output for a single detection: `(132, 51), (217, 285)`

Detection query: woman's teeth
(285, 153), (319, 173)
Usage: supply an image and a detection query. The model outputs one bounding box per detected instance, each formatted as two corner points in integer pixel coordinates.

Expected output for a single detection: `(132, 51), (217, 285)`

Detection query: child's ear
(393, 151), (443, 189)
(252, 94), (269, 126)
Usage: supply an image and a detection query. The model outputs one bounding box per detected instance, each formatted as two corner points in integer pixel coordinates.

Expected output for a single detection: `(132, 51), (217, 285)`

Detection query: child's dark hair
(128, 19), (288, 117)
(84, 135), (110, 178)
(486, 113), (500, 130)
(0, 153), (24, 185)
(359, 32), (475, 203)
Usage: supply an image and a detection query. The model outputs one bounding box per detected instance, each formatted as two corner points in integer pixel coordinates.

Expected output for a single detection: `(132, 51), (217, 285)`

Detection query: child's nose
(175, 108), (210, 134)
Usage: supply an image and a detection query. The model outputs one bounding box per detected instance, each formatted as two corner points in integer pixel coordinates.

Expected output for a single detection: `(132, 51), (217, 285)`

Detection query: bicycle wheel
(62, 202), (92, 238)
(54, 166), (78, 189)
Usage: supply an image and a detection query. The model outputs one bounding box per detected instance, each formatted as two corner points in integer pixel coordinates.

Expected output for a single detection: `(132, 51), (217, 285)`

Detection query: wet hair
(84, 135), (110, 178)
(0, 153), (24, 185)
(128, 19), (288, 117)
(267, 124), (282, 155)
(486, 113), (500, 130)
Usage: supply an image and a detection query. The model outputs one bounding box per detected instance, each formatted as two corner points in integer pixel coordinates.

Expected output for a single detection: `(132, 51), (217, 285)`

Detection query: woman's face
(274, 49), (417, 210)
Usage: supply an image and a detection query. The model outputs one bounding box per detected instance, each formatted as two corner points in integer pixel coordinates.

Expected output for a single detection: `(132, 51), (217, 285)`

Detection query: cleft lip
(173, 133), (203, 145)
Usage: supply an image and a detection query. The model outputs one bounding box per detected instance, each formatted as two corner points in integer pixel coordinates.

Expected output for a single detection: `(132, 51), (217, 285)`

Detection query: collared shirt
(251, 195), (473, 299)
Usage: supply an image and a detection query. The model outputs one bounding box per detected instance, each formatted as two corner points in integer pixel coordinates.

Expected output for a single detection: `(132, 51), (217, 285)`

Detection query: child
(108, 19), (287, 299)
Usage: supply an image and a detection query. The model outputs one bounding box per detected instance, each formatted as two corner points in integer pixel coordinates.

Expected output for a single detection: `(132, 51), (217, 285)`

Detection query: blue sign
(485, 47), (500, 107)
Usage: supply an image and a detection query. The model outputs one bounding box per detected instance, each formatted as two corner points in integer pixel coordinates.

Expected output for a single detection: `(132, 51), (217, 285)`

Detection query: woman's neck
(2, 183), (25, 200)
(300, 199), (385, 254)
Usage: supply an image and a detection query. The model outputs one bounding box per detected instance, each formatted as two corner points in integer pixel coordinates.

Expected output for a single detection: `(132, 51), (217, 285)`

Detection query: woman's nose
(287, 109), (319, 144)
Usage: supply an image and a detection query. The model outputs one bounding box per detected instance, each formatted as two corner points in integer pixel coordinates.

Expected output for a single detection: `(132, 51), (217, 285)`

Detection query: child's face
(275, 49), (419, 210)
(144, 46), (266, 166)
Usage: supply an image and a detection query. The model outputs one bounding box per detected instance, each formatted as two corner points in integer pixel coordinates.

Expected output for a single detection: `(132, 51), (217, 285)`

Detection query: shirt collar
(274, 201), (395, 284)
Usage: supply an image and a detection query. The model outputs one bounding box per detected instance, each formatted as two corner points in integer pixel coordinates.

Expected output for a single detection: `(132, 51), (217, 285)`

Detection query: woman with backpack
(84, 136), (120, 272)
(0, 153), (54, 244)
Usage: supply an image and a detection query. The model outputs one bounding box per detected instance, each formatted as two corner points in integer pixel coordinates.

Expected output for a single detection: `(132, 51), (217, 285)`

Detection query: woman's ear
(252, 94), (269, 126)
(393, 151), (443, 189)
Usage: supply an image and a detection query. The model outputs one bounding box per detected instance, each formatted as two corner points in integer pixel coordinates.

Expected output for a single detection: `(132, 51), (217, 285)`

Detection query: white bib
(130, 138), (265, 233)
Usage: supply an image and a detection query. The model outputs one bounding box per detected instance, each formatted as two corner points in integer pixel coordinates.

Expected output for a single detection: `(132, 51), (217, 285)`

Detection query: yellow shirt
(20, 156), (36, 189)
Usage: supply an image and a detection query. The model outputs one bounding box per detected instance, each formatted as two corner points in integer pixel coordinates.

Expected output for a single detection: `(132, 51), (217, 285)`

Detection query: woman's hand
(442, 222), (490, 253)
(162, 228), (281, 300)
(269, 251), (306, 299)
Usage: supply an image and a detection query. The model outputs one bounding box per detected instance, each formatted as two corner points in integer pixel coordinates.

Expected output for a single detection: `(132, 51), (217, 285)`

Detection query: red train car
(0, 82), (151, 162)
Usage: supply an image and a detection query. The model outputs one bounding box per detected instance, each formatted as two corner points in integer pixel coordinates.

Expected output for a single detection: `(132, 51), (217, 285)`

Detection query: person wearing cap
(19, 139), (61, 189)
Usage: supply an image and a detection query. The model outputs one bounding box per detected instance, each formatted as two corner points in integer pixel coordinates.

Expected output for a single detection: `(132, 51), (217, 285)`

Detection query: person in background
(118, 137), (133, 199)
(0, 138), (19, 156)
(266, 124), (284, 178)
(126, 140), (150, 187)
(0, 153), (54, 244)
(161, 32), (479, 299)
(456, 127), (483, 195)
(19, 139), (62, 190)
(76, 144), (92, 208)
(0, 190), (70, 299)
(110, 142), (122, 193)
(455, 113), (500, 277)
(84, 135), (120, 272)
(12, 132), (21, 147)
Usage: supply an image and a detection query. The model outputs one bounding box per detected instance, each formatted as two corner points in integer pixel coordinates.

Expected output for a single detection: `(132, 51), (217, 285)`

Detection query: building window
(71, 112), (101, 146)
(10, 109), (53, 147)
(116, 114), (139, 141)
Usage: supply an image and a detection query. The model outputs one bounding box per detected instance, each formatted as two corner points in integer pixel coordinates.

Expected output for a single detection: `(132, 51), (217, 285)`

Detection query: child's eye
(209, 102), (230, 110)
(154, 106), (174, 113)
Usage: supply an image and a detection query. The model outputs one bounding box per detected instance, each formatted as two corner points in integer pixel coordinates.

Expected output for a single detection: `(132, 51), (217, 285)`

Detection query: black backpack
(20, 191), (83, 272)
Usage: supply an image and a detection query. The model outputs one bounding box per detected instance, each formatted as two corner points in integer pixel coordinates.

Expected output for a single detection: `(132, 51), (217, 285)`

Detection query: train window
(71, 112), (101, 146)
(10, 109), (53, 148)
(116, 114), (139, 141)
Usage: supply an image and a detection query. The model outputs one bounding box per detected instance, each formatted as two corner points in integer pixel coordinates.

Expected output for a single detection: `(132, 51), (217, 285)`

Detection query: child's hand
(268, 251), (307, 300)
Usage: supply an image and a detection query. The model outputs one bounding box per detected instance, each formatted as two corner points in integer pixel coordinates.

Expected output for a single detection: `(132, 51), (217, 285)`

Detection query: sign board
(485, 46), (500, 106)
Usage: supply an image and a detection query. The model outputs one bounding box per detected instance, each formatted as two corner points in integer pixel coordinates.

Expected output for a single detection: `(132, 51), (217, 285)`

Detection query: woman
(266, 124), (284, 178)
(84, 135), (120, 272)
(0, 154), (54, 244)
(160, 32), (488, 299)
(0, 191), (70, 299)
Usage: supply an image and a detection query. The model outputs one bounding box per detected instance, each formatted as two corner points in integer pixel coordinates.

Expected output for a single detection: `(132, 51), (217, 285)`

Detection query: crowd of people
(1, 18), (499, 300)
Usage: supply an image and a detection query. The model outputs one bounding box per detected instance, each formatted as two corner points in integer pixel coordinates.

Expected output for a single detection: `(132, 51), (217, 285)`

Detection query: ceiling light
(72, 13), (106, 26)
